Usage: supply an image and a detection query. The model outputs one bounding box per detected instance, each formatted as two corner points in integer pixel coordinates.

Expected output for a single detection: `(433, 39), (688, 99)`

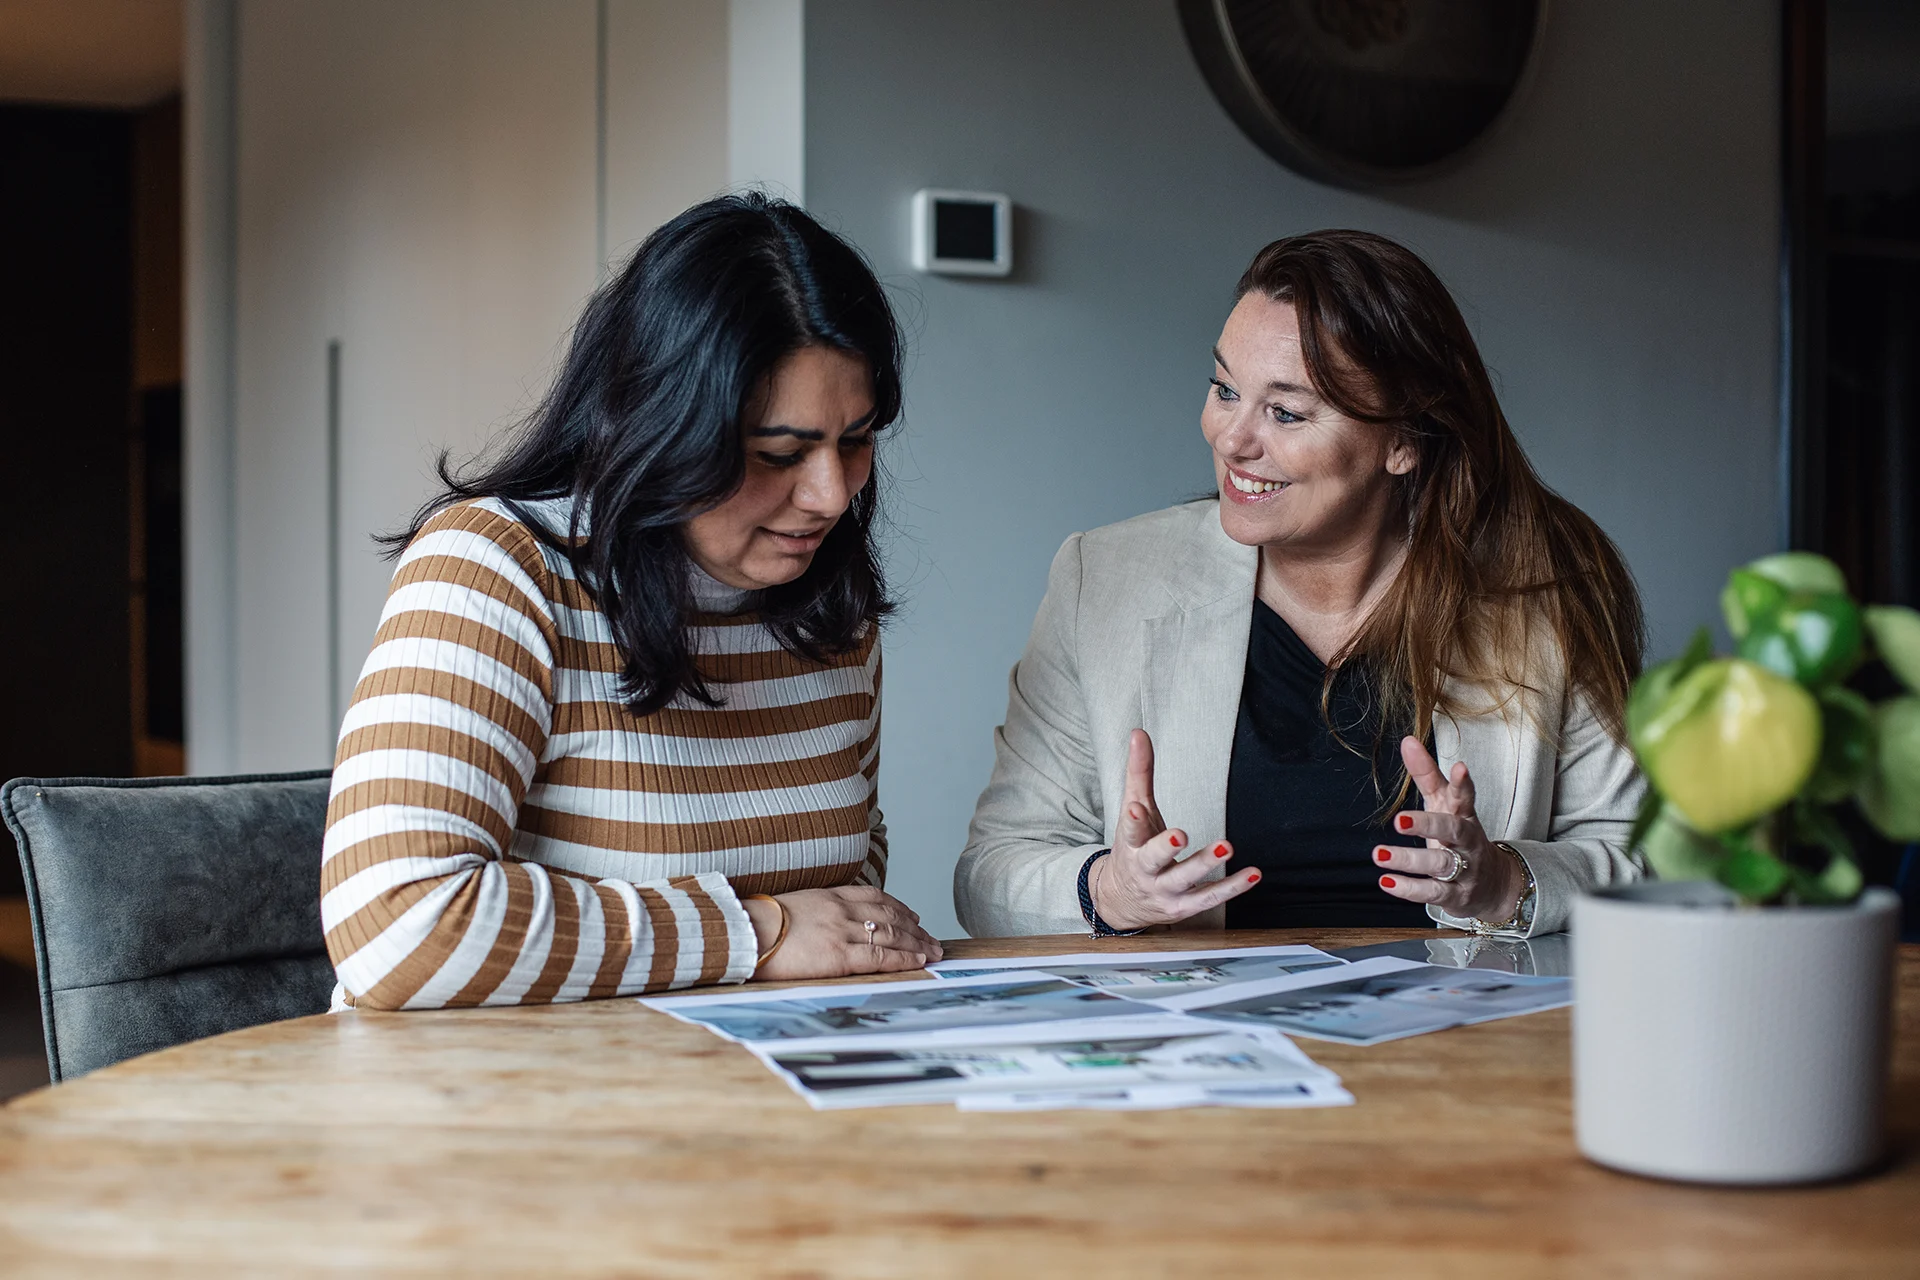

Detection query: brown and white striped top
(320, 497), (884, 1010)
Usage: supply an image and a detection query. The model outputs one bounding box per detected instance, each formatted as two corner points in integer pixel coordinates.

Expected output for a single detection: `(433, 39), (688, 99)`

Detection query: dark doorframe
(1780, 0), (1826, 553)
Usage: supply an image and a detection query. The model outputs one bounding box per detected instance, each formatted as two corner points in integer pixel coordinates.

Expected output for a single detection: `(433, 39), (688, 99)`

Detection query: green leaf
(1634, 659), (1822, 833)
(1813, 852), (1864, 903)
(1865, 604), (1920, 694)
(1637, 804), (1725, 883)
(1721, 569), (1788, 641)
(1627, 628), (1715, 744)
(1859, 694), (1920, 840)
(1780, 802), (1863, 903)
(1627, 788), (1663, 856)
(1806, 686), (1872, 802)
(1742, 552), (1848, 596)
(1735, 592), (1864, 688)
(1716, 834), (1791, 903)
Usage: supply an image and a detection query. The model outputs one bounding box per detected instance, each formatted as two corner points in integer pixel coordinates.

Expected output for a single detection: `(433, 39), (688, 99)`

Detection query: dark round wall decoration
(1177, 0), (1545, 188)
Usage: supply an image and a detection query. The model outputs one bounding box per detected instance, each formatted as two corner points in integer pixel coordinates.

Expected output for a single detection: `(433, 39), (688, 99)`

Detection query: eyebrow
(747, 408), (880, 442)
(1212, 347), (1314, 397)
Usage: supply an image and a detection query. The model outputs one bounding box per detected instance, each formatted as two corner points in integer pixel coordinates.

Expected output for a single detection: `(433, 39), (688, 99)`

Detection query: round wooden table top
(2, 928), (1917, 1277)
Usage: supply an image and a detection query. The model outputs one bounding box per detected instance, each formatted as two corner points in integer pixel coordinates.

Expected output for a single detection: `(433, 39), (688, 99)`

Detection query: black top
(1223, 598), (1430, 929)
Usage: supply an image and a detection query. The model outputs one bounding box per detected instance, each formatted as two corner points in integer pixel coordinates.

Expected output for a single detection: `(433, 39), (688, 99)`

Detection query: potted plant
(1572, 552), (1917, 1184)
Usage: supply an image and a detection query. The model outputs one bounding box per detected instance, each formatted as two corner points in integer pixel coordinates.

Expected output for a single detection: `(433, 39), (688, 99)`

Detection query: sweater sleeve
(854, 643), (888, 889)
(319, 502), (757, 1010)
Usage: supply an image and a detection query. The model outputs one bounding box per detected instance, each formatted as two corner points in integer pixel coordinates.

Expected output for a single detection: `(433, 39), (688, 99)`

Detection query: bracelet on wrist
(747, 893), (790, 969)
(1077, 849), (1144, 939)
(1470, 842), (1536, 935)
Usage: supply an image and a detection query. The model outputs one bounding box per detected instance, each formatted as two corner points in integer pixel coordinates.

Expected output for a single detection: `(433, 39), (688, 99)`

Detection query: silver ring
(1433, 847), (1468, 884)
(864, 920), (878, 948)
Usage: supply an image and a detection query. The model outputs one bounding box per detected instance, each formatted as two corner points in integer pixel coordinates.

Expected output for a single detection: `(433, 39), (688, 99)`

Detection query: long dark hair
(387, 193), (903, 716)
(1235, 230), (1644, 771)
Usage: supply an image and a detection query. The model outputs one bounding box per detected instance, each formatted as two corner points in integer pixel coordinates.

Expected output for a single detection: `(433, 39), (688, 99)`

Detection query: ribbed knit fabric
(320, 497), (884, 1010)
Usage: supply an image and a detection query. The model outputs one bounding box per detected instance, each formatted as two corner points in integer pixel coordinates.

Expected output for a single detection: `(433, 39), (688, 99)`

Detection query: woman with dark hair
(321, 193), (940, 1011)
(957, 230), (1646, 939)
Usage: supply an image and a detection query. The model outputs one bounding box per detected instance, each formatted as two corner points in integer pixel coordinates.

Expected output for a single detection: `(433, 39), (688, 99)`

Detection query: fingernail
(1130, 804), (1145, 821)
(1169, 832), (1184, 849)
(1380, 876), (1397, 888)
(1396, 815), (1413, 832)
(1214, 843), (1230, 859)
(1246, 871), (1260, 884)
(916, 954), (927, 965)
(1374, 848), (1391, 863)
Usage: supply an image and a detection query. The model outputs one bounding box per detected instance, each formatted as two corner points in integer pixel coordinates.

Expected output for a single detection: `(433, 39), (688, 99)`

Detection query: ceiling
(0, 0), (182, 109)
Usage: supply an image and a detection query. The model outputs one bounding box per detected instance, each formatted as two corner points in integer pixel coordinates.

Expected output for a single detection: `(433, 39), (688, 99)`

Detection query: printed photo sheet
(954, 1080), (1356, 1111)
(926, 945), (1346, 1002)
(1161, 955), (1574, 1046)
(752, 1027), (1340, 1110)
(639, 973), (1166, 1046)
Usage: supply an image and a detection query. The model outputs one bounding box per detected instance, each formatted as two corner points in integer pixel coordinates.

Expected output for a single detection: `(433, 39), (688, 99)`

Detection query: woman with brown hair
(955, 230), (1646, 940)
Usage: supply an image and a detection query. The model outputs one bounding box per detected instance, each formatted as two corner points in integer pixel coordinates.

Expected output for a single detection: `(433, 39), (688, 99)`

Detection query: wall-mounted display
(1177, 0), (1544, 188)
(910, 189), (1013, 277)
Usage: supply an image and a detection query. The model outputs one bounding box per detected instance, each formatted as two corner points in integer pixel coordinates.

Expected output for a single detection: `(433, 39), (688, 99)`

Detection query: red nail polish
(1380, 876), (1397, 888)
(1169, 833), (1183, 849)
(1396, 814), (1413, 832)
(1374, 848), (1391, 863)
(1246, 872), (1260, 884)
(1214, 843), (1229, 858)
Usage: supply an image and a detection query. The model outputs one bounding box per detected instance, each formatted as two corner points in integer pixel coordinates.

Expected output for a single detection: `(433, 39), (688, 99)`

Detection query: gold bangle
(747, 894), (790, 970)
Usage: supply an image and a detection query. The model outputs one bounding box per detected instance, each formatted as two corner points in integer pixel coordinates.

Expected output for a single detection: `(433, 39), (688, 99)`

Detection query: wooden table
(1, 929), (1915, 1277)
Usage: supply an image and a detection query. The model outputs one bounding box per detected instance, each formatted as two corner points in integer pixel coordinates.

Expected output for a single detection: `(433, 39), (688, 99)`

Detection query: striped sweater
(320, 497), (885, 1010)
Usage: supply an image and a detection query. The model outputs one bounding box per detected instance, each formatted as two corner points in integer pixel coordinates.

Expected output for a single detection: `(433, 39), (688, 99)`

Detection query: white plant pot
(1572, 882), (1900, 1185)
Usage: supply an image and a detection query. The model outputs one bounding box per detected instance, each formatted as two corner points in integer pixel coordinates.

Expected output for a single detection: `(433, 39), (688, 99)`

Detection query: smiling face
(1203, 292), (1416, 555)
(684, 345), (877, 591)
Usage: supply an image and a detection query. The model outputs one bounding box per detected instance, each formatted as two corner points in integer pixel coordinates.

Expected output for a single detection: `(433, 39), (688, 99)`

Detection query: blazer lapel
(1138, 510), (1257, 849)
(1436, 683), (1522, 837)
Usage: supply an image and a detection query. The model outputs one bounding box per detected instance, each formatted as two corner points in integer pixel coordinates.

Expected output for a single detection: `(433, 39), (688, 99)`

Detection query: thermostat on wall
(910, 189), (1012, 277)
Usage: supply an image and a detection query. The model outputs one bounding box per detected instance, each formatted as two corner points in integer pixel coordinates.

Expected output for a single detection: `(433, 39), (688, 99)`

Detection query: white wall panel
(184, 0), (239, 773)
(728, 0), (804, 202)
(233, 0), (598, 770)
(604, 0), (729, 270)
(200, 0), (795, 771)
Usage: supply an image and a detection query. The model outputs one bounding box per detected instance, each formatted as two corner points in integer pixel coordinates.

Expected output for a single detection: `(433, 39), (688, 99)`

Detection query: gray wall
(806, 0), (1782, 939)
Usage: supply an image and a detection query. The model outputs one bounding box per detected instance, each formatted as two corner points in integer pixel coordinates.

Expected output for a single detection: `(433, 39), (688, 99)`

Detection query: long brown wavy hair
(1236, 230), (1644, 783)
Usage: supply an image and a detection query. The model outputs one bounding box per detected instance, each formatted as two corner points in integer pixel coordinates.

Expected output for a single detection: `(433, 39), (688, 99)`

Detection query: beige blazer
(955, 500), (1646, 939)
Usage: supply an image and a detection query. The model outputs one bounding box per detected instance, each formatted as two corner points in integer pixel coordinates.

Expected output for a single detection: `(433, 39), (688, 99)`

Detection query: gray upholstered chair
(1, 770), (336, 1082)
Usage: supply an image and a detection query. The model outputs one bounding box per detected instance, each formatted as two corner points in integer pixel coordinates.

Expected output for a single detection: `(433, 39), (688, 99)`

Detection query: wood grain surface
(1, 928), (1915, 1277)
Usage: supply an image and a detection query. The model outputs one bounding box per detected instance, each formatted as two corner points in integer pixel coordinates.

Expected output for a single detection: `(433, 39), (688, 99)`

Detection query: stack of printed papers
(639, 944), (1572, 1111)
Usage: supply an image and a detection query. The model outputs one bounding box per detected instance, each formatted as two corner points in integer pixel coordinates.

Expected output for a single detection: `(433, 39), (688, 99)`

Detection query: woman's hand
(744, 886), (943, 981)
(1091, 730), (1261, 930)
(1374, 736), (1522, 923)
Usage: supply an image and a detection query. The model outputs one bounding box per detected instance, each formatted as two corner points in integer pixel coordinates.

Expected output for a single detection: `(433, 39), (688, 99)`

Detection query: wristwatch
(1472, 841), (1536, 936)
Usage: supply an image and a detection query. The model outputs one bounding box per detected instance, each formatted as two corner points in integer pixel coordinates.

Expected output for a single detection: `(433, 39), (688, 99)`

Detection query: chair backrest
(1, 770), (335, 1082)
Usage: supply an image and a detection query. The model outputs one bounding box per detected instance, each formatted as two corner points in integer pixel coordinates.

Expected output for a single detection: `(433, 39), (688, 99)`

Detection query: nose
(1212, 402), (1259, 460)
(792, 448), (852, 519)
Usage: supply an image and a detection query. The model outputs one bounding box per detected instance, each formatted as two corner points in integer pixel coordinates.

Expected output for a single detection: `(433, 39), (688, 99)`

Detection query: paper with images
(926, 945), (1346, 1001)
(751, 1026), (1342, 1110)
(1161, 956), (1574, 1046)
(639, 973), (1164, 1046)
(954, 1079), (1356, 1111)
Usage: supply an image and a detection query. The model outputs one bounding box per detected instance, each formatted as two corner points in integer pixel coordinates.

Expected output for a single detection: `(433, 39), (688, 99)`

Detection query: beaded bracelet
(746, 893), (791, 970)
(1077, 849), (1144, 939)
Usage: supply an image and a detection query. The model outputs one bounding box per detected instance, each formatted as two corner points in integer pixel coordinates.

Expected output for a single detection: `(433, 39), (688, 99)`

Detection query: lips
(762, 526), (829, 551)
(1224, 464), (1290, 498)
